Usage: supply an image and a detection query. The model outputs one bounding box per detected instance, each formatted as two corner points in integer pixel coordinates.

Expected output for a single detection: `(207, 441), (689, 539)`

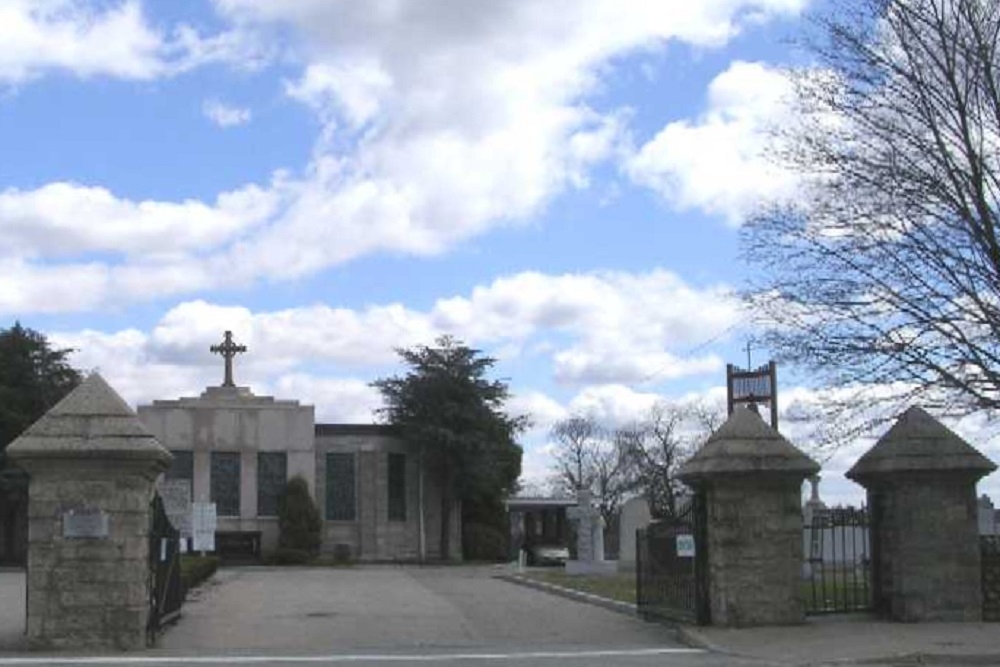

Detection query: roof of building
(505, 496), (578, 510)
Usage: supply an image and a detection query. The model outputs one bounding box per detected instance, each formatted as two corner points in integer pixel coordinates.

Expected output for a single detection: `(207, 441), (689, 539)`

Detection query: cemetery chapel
(138, 331), (461, 561)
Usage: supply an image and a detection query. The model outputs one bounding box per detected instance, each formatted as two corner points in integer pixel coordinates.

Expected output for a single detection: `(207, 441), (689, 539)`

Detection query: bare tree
(549, 415), (633, 528)
(744, 0), (1000, 440)
(617, 400), (724, 519)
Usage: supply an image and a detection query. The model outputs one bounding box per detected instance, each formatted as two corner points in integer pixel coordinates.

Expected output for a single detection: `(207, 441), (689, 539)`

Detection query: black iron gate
(147, 494), (183, 643)
(636, 494), (709, 625)
(803, 506), (872, 614)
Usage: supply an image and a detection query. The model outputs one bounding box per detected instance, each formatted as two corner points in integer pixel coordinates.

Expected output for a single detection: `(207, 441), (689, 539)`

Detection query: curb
(494, 573), (639, 617)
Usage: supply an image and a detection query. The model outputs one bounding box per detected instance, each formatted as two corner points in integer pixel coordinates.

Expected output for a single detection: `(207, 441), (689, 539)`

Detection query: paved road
(0, 566), (756, 665)
(158, 565), (677, 652)
(144, 565), (746, 665)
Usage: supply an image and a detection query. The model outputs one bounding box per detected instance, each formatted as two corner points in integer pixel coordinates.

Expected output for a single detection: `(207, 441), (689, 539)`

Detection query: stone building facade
(137, 384), (461, 561)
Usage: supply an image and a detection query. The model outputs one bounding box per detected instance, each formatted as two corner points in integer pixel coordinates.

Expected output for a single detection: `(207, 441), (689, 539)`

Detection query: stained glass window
(326, 453), (356, 521)
(388, 453), (406, 522)
(257, 452), (287, 517)
(211, 452), (241, 517)
(165, 450), (194, 494)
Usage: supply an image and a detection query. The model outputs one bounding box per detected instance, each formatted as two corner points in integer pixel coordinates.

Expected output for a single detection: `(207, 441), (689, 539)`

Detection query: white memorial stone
(565, 489), (616, 575)
(617, 496), (652, 571)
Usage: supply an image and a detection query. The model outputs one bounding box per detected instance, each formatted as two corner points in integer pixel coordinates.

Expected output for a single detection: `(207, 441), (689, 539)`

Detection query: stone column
(678, 407), (819, 627)
(8, 374), (172, 651)
(847, 407), (996, 622)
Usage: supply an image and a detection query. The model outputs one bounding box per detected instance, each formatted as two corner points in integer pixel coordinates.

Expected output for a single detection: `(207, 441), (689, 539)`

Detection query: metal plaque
(63, 508), (109, 539)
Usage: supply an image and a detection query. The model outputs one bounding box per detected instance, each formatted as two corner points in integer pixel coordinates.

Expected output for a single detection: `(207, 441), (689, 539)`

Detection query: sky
(2, 0), (998, 507)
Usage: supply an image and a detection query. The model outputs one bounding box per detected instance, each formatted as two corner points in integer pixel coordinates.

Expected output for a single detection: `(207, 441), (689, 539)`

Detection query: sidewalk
(680, 615), (1000, 666)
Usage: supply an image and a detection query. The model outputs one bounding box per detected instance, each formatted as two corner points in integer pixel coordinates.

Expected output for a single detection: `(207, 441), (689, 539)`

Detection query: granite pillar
(678, 407), (819, 627)
(847, 407), (996, 622)
(8, 374), (172, 651)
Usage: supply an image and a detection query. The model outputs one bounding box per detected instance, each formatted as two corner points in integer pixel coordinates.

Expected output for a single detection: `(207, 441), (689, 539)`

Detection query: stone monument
(678, 406), (820, 626)
(847, 406), (996, 622)
(566, 489), (616, 575)
(617, 496), (651, 572)
(8, 373), (172, 650)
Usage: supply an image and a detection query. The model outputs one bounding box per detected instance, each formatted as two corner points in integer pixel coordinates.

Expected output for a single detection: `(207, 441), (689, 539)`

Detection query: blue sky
(2, 0), (997, 505)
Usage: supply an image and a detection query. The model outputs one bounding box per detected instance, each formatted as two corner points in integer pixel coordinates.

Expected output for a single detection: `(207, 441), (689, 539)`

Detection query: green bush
(277, 475), (322, 555)
(180, 555), (218, 593)
(463, 522), (509, 562)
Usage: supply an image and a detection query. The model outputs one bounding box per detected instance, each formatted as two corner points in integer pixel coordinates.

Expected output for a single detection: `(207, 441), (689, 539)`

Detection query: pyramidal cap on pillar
(846, 406), (996, 483)
(678, 406), (819, 484)
(7, 372), (172, 469)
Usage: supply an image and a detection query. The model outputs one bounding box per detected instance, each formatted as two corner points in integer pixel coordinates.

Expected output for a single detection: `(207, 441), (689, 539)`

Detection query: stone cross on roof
(210, 330), (246, 388)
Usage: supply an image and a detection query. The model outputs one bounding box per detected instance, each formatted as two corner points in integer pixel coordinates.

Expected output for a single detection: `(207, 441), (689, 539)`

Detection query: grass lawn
(522, 569), (636, 604)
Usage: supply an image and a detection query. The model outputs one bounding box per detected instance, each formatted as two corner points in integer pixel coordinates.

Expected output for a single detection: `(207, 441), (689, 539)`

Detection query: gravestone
(566, 489), (616, 575)
(847, 407), (996, 622)
(617, 496), (651, 572)
(8, 373), (172, 650)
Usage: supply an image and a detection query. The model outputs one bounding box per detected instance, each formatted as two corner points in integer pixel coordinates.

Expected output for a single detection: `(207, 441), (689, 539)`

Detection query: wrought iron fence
(147, 494), (184, 644)
(983, 536), (1000, 622)
(636, 495), (709, 625)
(803, 506), (872, 614)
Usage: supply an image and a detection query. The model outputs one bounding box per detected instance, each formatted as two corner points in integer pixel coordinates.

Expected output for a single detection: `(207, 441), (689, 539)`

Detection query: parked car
(526, 543), (569, 566)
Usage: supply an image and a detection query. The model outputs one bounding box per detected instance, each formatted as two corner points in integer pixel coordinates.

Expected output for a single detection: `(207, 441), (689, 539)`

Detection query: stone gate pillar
(678, 407), (819, 626)
(8, 373), (172, 650)
(847, 407), (996, 622)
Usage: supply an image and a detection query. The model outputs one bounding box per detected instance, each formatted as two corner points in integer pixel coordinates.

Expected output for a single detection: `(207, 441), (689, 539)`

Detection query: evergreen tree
(372, 336), (525, 560)
(277, 475), (322, 558)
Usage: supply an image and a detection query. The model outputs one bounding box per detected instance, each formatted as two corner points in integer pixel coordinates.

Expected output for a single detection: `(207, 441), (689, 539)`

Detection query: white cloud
(202, 99), (252, 128)
(0, 0), (262, 85)
(0, 2), (809, 311)
(626, 60), (800, 225)
(0, 181), (278, 259)
(0, 0), (167, 83)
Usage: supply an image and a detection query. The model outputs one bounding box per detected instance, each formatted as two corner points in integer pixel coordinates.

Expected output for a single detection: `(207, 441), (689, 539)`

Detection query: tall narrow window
(256, 452), (287, 517)
(325, 453), (356, 521)
(210, 452), (241, 517)
(165, 450), (194, 495)
(388, 453), (406, 522)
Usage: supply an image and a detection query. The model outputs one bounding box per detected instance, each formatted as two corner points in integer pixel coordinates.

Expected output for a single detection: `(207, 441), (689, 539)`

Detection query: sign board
(63, 508), (109, 539)
(159, 479), (193, 537)
(191, 502), (217, 552)
(676, 534), (696, 558)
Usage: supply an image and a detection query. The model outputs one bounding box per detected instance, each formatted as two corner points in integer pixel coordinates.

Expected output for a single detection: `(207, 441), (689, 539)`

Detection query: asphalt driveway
(156, 565), (679, 654)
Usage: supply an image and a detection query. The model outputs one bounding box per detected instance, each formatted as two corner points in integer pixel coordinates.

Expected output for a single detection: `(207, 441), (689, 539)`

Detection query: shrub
(462, 522), (509, 562)
(180, 555), (218, 593)
(277, 475), (321, 555)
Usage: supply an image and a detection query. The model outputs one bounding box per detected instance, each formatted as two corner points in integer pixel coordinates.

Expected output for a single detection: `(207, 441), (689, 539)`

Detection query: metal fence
(636, 495), (708, 625)
(147, 494), (184, 644)
(983, 536), (1000, 622)
(803, 506), (872, 614)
